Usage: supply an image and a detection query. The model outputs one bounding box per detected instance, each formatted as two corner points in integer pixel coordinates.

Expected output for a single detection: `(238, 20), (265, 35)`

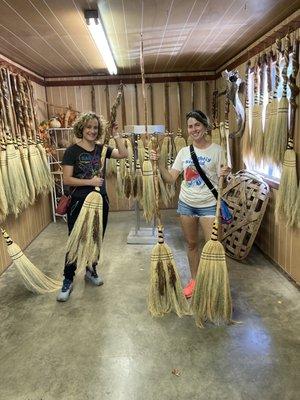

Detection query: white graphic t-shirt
(172, 143), (225, 208)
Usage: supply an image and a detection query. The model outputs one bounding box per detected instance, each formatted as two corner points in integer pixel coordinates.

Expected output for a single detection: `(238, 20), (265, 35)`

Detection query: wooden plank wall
(0, 81), (52, 274)
(217, 28), (300, 284)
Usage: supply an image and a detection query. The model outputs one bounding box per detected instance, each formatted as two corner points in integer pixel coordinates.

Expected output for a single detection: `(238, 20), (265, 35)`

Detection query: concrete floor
(0, 210), (299, 400)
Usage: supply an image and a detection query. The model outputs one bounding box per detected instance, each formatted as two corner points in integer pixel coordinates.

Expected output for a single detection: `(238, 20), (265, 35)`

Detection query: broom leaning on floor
(191, 174), (232, 328)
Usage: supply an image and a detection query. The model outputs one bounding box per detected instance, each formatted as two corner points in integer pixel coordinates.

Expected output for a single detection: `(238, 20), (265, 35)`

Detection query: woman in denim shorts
(151, 110), (230, 298)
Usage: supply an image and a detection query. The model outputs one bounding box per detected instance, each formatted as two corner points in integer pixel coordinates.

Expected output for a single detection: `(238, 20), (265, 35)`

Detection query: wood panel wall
(217, 28), (300, 284)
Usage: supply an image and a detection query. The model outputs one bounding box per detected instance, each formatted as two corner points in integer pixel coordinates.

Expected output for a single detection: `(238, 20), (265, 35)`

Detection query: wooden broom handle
(288, 38), (299, 143)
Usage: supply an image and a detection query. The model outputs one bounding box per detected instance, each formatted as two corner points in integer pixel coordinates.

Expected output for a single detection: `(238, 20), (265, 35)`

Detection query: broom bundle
(275, 36), (299, 226)
(159, 134), (170, 168)
(273, 35), (290, 166)
(264, 38), (283, 163)
(9, 73), (35, 204)
(133, 158), (143, 203)
(0, 68), (30, 214)
(242, 61), (252, 157)
(148, 136), (190, 318)
(124, 158), (132, 199)
(191, 175), (232, 327)
(1, 228), (62, 294)
(251, 57), (264, 163)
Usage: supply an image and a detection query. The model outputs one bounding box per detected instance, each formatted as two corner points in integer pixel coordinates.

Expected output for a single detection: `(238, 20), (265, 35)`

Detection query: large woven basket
(221, 170), (270, 260)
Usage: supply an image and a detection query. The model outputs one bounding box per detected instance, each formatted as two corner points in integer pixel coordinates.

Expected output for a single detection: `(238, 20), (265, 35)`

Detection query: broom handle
(0, 68), (14, 139)
(288, 38), (299, 142)
(10, 74), (27, 143)
(177, 82), (182, 130)
(140, 35), (148, 139)
(16, 75), (34, 142)
(3, 69), (18, 142)
(151, 136), (162, 226)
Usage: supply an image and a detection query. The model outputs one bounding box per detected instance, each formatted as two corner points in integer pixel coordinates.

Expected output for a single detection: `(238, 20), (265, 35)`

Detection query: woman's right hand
(89, 176), (104, 187)
(150, 149), (160, 161)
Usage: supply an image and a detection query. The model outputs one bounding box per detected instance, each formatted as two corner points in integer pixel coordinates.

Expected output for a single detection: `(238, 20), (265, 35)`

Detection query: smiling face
(187, 117), (207, 142)
(82, 118), (99, 143)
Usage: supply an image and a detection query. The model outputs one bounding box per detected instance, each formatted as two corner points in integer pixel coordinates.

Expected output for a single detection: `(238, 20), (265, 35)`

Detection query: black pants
(64, 194), (109, 281)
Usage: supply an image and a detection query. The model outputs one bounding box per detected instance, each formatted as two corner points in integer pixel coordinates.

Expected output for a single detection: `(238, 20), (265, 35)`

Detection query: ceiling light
(85, 9), (117, 75)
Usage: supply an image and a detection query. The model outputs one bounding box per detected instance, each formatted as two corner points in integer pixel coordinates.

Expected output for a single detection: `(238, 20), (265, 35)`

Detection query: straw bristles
(148, 241), (190, 317)
(211, 127), (221, 145)
(137, 137), (145, 169)
(19, 144), (35, 204)
(106, 138), (117, 176)
(0, 167), (8, 220)
(160, 136), (169, 167)
(289, 184), (300, 228)
(191, 223), (232, 327)
(242, 108), (252, 157)
(1, 228), (61, 294)
(6, 141), (30, 214)
(158, 170), (170, 207)
(275, 141), (298, 225)
(251, 104), (263, 163)
(124, 160), (132, 199)
(272, 97), (288, 165)
(28, 143), (48, 195)
(133, 159), (143, 203)
(264, 99), (278, 161)
(0, 149), (16, 215)
(174, 135), (186, 153)
(36, 142), (54, 192)
(66, 190), (103, 270)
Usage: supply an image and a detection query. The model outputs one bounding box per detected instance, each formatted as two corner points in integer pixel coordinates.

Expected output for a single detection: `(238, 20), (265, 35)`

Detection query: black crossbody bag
(189, 144), (233, 224)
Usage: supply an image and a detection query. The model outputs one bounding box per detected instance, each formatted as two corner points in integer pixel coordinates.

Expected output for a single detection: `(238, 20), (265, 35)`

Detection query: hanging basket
(221, 170), (270, 260)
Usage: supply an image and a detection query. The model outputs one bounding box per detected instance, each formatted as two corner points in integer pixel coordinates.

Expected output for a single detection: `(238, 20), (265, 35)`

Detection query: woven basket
(221, 170), (270, 260)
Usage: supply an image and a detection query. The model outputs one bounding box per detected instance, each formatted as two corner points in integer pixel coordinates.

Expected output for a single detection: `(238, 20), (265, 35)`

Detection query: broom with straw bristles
(191, 174), (232, 328)
(290, 183), (300, 228)
(148, 136), (190, 318)
(0, 68), (30, 214)
(264, 38), (283, 163)
(242, 61), (252, 158)
(251, 57), (264, 163)
(124, 159), (132, 199)
(137, 134), (145, 169)
(174, 128), (186, 154)
(22, 76), (53, 193)
(1, 228), (61, 293)
(66, 87), (123, 270)
(133, 158), (143, 203)
(9, 73), (35, 204)
(273, 35), (290, 166)
(14, 74), (49, 196)
(275, 37), (299, 226)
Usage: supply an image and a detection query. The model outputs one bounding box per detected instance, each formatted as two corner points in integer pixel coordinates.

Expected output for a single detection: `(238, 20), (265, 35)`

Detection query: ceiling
(0, 0), (299, 78)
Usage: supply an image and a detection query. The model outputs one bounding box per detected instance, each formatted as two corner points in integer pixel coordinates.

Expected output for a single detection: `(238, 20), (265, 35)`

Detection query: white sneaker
(57, 278), (73, 302)
(85, 268), (103, 286)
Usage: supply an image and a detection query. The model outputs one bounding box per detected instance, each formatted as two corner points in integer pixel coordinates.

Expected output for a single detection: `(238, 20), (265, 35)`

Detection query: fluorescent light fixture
(85, 10), (117, 75)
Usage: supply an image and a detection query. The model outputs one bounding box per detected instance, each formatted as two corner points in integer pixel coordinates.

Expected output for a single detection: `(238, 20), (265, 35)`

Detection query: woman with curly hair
(57, 112), (128, 302)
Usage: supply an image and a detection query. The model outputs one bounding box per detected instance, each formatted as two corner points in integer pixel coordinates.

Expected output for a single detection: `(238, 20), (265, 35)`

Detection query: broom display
(275, 37), (299, 226)
(66, 87), (123, 270)
(148, 137), (190, 318)
(191, 173), (232, 327)
(0, 68), (30, 215)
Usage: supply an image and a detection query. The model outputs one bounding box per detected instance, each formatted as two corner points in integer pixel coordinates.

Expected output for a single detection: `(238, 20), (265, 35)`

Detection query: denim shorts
(177, 199), (216, 217)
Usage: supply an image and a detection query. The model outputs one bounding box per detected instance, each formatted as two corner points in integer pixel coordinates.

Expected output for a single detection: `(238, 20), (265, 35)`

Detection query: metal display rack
(47, 127), (74, 222)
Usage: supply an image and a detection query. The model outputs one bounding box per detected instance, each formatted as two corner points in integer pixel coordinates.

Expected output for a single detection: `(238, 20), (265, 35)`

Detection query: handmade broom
(275, 37), (299, 226)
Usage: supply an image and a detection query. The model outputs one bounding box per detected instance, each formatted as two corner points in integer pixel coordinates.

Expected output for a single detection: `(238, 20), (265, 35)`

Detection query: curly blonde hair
(73, 112), (106, 140)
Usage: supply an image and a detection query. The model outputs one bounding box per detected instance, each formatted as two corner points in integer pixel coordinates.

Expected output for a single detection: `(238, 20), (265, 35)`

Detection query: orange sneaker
(183, 279), (196, 298)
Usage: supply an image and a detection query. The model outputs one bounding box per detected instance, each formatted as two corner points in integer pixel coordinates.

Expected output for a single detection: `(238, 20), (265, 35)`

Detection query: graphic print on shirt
(184, 155), (212, 188)
(77, 151), (100, 179)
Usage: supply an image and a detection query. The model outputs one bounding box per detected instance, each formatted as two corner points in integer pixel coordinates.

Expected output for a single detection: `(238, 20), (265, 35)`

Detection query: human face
(82, 118), (99, 142)
(187, 117), (206, 142)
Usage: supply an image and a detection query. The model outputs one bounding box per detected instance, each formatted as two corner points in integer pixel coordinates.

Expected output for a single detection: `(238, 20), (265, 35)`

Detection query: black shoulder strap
(189, 144), (218, 200)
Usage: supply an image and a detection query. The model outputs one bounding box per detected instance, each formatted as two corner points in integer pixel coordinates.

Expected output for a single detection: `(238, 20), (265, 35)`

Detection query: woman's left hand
(220, 165), (231, 177)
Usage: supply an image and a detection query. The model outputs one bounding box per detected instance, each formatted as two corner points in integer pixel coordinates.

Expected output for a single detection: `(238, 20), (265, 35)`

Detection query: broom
(174, 128), (186, 154)
(242, 61), (252, 158)
(0, 120), (8, 220)
(275, 37), (299, 226)
(9, 73), (35, 204)
(263, 53), (274, 160)
(191, 174), (232, 327)
(290, 183), (300, 228)
(264, 38), (283, 163)
(66, 87), (123, 269)
(251, 58), (264, 163)
(1, 228), (61, 293)
(148, 136), (190, 318)
(273, 35), (290, 166)
(124, 158), (132, 199)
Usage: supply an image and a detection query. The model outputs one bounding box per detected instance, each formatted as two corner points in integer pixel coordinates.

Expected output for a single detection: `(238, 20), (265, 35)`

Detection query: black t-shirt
(62, 143), (113, 198)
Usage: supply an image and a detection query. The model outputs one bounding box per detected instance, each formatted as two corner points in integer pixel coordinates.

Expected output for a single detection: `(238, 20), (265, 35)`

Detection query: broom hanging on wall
(242, 61), (252, 158)
(275, 36), (299, 226)
(264, 38), (283, 163)
(0, 118), (8, 221)
(273, 34), (290, 166)
(251, 56), (264, 163)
